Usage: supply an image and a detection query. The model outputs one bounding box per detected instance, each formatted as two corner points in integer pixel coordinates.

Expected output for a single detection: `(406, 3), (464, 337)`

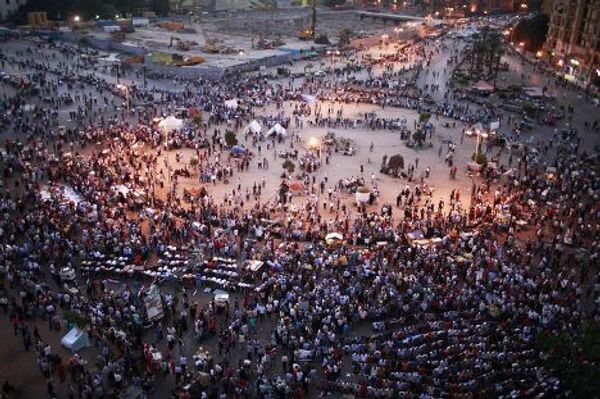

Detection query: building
(0, 0), (27, 21)
(27, 11), (47, 27)
(543, 0), (600, 85)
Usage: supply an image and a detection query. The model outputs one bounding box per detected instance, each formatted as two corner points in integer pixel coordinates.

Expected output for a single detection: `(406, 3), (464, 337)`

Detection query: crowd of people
(0, 23), (598, 399)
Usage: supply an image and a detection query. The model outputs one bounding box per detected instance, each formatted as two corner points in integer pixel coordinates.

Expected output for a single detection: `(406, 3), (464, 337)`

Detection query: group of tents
(247, 120), (287, 138)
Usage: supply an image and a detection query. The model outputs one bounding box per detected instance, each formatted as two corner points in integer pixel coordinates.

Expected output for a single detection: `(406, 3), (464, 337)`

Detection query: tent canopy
(61, 327), (90, 352)
(224, 99), (238, 110)
(214, 290), (230, 302)
(158, 115), (183, 132)
(248, 120), (262, 134)
(267, 123), (287, 137)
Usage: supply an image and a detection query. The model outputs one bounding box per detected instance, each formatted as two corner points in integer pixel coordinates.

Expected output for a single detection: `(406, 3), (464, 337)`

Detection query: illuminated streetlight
(73, 15), (80, 22)
(474, 130), (488, 161)
(308, 137), (322, 199)
(116, 84), (130, 114)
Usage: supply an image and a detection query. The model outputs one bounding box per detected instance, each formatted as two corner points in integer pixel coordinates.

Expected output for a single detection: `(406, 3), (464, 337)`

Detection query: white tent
(158, 115), (183, 132)
(224, 99), (238, 110)
(214, 290), (230, 303)
(248, 120), (262, 134)
(61, 327), (90, 352)
(266, 123), (287, 137)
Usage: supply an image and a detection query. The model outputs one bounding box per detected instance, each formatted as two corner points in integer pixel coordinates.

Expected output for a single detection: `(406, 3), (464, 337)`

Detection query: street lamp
(73, 15), (80, 22)
(158, 116), (184, 206)
(474, 130), (488, 161)
(116, 84), (129, 114)
(308, 137), (322, 199)
(308, 137), (322, 160)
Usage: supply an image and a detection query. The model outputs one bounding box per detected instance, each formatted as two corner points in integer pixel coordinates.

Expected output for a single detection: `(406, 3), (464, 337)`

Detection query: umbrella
(158, 115), (183, 132)
(289, 180), (305, 192)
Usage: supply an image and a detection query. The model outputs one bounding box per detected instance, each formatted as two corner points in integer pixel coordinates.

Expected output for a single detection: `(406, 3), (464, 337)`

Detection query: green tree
(224, 131), (238, 147)
(337, 27), (353, 48)
(150, 0), (170, 15)
(512, 14), (549, 52)
(537, 323), (600, 398)
(418, 112), (431, 124)
(412, 129), (426, 146)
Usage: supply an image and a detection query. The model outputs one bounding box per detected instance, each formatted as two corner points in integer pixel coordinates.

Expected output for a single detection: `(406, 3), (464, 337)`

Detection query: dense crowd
(0, 28), (598, 399)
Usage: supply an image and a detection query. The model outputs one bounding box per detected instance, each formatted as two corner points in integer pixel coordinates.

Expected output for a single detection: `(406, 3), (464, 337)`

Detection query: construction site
(74, 7), (390, 75)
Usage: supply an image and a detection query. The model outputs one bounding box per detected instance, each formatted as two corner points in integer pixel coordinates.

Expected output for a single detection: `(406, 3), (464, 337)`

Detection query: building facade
(543, 0), (600, 85)
(0, 0), (27, 21)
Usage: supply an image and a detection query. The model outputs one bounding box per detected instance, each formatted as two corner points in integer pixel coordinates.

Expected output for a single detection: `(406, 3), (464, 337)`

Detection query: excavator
(298, 0), (317, 40)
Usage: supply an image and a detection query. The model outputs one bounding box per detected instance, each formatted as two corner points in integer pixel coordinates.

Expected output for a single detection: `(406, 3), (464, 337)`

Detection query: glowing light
(570, 59), (579, 66)
(73, 15), (80, 22)
(557, 59), (564, 67)
(536, 51), (543, 58)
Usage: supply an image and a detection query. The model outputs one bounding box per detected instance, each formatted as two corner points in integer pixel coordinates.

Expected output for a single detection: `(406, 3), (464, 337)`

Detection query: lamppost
(474, 130), (488, 161)
(158, 116), (183, 206)
(116, 84), (129, 114)
(309, 137), (322, 201)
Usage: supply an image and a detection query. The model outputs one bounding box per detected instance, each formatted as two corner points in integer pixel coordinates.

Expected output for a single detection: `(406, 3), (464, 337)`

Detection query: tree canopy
(537, 323), (600, 398)
(512, 14), (549, 52)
